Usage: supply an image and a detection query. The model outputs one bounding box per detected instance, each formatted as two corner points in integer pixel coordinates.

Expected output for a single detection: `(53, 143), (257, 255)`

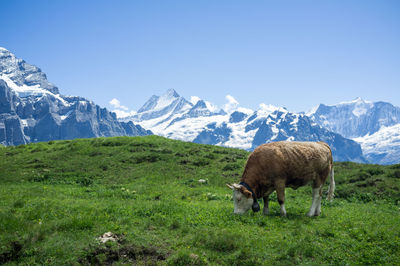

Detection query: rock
(97, 232), (118, 243)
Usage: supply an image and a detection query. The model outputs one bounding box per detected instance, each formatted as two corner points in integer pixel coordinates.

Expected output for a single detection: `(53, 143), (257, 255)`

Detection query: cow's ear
(240, 187), (252, 198)
(226, 184), (234, 190)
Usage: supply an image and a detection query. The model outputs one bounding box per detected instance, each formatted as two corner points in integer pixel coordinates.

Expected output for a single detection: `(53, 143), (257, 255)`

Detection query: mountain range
(0, 47), (150, 146)
(122, 90), (400, 164)
(121, 89), (366, 163)
(1, 47), (399, 164)
(308, 98), (400, 164)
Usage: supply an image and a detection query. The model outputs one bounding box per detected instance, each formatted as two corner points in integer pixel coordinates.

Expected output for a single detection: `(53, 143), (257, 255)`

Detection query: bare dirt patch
(79, 233), (166, 265)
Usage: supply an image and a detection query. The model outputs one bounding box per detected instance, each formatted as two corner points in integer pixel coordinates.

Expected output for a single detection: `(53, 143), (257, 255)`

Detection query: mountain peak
(354, 97), (363, 102)
(0, 47), (10, 54)
(192, 99), (207, 109)
(133, 89), (193, 121)
(0, 47), (14, 62)
(0, 47), (59, 94)
(339, 97), (371, 105)
(164, 88), (179, 98)
(0, 47), (16, 62)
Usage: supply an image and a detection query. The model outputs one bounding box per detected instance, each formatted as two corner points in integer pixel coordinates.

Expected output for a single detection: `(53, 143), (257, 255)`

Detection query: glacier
(309, 97), (400, 164)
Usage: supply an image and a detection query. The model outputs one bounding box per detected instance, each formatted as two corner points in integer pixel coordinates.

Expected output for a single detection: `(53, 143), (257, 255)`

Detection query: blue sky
(1, 0), (399, 114)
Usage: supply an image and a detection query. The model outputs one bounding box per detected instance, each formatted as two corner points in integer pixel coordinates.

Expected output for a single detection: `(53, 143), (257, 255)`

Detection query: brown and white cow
(227, 141), (335, 216)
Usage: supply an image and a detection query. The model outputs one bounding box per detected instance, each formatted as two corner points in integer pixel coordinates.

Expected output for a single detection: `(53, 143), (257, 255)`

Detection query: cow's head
(227, 183), (254, 214)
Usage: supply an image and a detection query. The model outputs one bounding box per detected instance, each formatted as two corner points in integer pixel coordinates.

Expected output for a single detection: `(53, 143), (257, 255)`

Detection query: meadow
(0, 136), (399, 265)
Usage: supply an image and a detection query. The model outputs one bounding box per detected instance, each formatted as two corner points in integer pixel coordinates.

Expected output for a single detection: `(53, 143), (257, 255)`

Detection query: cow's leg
(314, 186), (323, 216)
(307, 184), (322, 217)
(263, 188), (274, 215)
(313, 170), (330, 216)
(275, 183), (286, 216)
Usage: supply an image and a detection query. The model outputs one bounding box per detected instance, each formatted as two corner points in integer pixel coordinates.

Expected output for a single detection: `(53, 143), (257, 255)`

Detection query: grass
(0, 136), (399, 265)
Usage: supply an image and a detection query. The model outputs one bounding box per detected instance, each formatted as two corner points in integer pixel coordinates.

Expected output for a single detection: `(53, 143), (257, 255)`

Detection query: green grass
(0, 136), (399, 265)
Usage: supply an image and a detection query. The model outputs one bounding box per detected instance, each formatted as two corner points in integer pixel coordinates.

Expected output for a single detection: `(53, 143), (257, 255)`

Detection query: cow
(227, 141), (335, 217)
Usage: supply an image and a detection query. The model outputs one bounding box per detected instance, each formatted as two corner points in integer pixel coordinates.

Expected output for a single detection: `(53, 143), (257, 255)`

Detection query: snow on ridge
(338, 97), (372, 105)
(236, 107), (253, 115)
(224, 122), (257, 150)
(353, 124), (400, 164)
(190, 96), (201, 105)
(354, 124), (400, 151)
(306, 105), (319, 116)
(0, 47), (9, 53)
(1, 74), (41, 94)
(290, 115), (299, 127)
(352, 106), (368, 117)
(162, 114), (228, 142)
(0, 74), (69, 106)
(205, 100), (219, 113)
(152, 92), (179, 111)
(60, 110), (73, 120)
(112, 109), (137, 118)
(258, 103), (287, 117)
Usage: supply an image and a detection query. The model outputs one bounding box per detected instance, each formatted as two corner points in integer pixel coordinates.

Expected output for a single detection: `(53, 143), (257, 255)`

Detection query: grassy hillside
(0, 136), (399, 265)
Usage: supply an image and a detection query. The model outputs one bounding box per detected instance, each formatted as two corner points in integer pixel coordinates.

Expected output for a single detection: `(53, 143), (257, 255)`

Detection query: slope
(0, 136), (399, 265)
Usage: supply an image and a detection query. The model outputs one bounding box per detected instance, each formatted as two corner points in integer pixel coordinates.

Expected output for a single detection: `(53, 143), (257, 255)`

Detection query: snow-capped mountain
(0, 47), (150, 146)
(309, 97), (400, 164)
(126, 90), (366, 163)
(3, 46), (396, 164)
(354, 124), (400, 165)
(308, 97), (400, 138)
(122, 89), (226, 141)
(194, 108), (365, 162)
(134, 88), (193, 122)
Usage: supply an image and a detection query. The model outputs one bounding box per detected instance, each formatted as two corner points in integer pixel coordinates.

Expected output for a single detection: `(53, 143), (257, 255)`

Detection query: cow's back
(242, 141), (332, 188)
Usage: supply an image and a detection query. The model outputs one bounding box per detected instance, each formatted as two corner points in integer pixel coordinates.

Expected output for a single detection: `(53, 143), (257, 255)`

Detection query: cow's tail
(327, 165), (335, 201)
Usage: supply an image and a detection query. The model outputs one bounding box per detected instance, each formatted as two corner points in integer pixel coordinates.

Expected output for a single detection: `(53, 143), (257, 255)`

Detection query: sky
(1, 0), (399, 115)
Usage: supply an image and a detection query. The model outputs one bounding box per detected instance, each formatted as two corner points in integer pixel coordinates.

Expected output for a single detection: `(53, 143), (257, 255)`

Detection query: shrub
(366, 168), (384, 176)
(192, 159), (209, 166)
(213, 149), (229, 154)
(390, 164), (400, 170)
(129, 141), (156, 148)
(13, 199), (25, 208)
(357, 170), (371, 180)
(389, 170), (400, 179)
(99, 164), (109, 171)
(220, 156), (237, 163)
(222, 163), (240, 171)
(101, 139), (126, 147)
(204, 153), (216, 159)
(76, 176), (94, 187)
